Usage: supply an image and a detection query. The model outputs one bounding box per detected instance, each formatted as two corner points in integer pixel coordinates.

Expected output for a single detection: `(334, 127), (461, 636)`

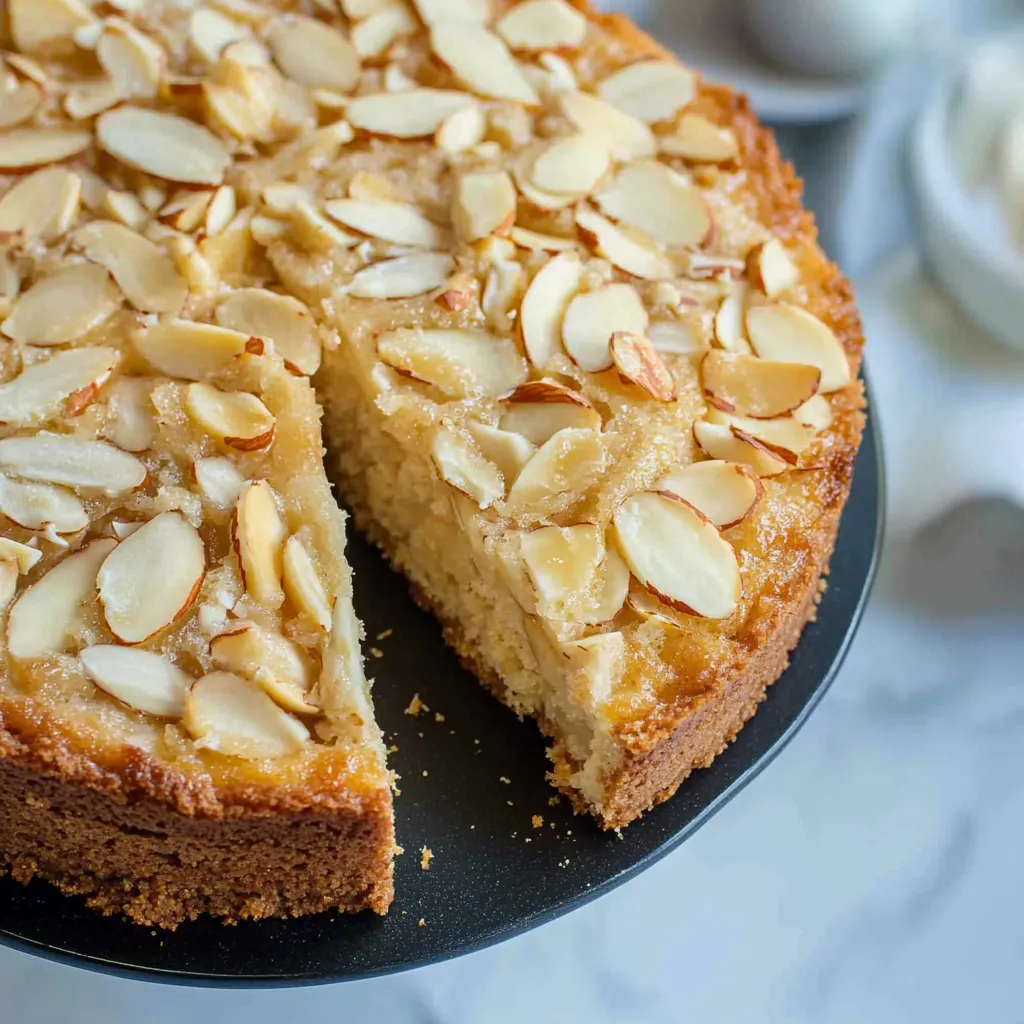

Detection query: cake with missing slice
(0, 0), (864, 926)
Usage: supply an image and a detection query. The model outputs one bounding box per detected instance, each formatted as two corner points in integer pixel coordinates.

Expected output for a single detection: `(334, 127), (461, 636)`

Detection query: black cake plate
(0, 395), (883, 987)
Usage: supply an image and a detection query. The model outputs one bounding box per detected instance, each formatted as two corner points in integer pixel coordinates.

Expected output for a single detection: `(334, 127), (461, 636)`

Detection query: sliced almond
(560, 91), (655, 162)
(702, 350), (820, 419)
(352, 4), (417, 58)
(348, 252), (455, 301)
(105, 188), (153, 230)
(184, 671), (309, 758)
(159, 190), (213, 232)
(210, 623), (316, 715)
(324, 198), (445, 248)
(233, 479), (286, 606)
(109, 520), (143, 540)
(596, 161), (711, 248)
(0, 80), (42, 131)
(430, 420), (504, 508)
(562, 283), (648, 373)
(216, 288), (321, 375)
(436, 103), (487, 153)
(0, 537), (43, 575)
(348, 88), (475, 138)
(481, 259), (524, 331)
(103, 376), (156, 453)
(691, 420), (789, 477)
(80, 646), (190, 718)
(508, 227), (574, 252)
(610, 331), (675, 401)
(289, 201), (363, 252)
(1, 263), (121, 347)
(9, 0), (96, 56)
(521, 522), (603, 620)
(660, 113), (739, 162)
(613, 490), (740, 619)
(96, 19), (164, 100)
(97, 511), (205, 644)
(7, 537), (116, 659)
(0, 346), (120, 426)
(530, 134), (609, 196)
(0, 475), (88, 534)
(282, 534), (333, 630)
(496, 0), (587, 50)
(715, 282), (753, 354)
(597, 60), (696, 124)
(465, 421), (536, 484)
(656, 460), (763, 529)
(519, 250), (582, 369)
(682, 251), (746, 280)
(746, 303), (852, 394)
(581, 546), (630, 625)
(0, 434), (146, 496)
(506, 426), (605, 506)
(189, 7), (250, 64)
(500, 379), (601, 445)
(63, 79), (126, 121)
(511, 142), (575, 211)
(793, 393), (833, 433)
(575, 205), (672, 280)
(0, 167), (81, 243)
(430, 21), (538, 105)
(72, 220), (187, 315)
(377, 327), (527, 398)
(268, 15), (361, 92)
(648, 320), (707, 356)
(626, 583), (688, 629)
(412, 0), (490, 24)
(185, 383), (276, 452)
(97, 106), (230, 186)
(205, 185), (236, 237)
(132, 318), (249, 380)
(193, 456), (246, 508)
(748, 239), (800, 299)
(454, 170), (516, 241)
(0, 127), (92, 171)
(704, 407), (817, 464)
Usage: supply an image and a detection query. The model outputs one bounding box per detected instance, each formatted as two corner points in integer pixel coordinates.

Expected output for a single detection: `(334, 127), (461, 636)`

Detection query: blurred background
(3, 1), (1024, 1020)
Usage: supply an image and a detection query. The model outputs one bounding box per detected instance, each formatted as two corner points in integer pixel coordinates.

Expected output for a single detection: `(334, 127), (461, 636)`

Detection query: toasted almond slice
(430, 21), (538, 105)
(97, 19), (164, 100)
(691, 420), (789, 477)
(0, 475), (88, 534)
(508, 227), (574, 251)
(103, 376), (156, 453)
(560, 91), (655, 161)
(0, 537), (43, 574)
(519, 250), (582, 369)
(715, 282), (753, 354)
(7, 537), (116, 659)
(62, 79), (126, 121)
(510, 143), (574, 211)
(72, 220), (187, 315)
(348, 88), (475, 137)
(97, 106), (230, 185)
(158, 190), (213, 232)
(346, 0), (403, 16)
(377, 327), (527, 398)
(500, 379), (601, 445)
(348, 252), (455, 301)
(626, 582), (688, 628)
(282, 534), (333, 630)
(324, 198), (445, 248)
(530, 134), (610, 196)
(0, 433), (146, 496)
(575, 205), (672, 280)
(430, 420), (504, 508)
(648, 320), (707, 356)
(436, 103), (487, 153)
(748, 239), (800, 298)
(746, 303), (851, 394)
(506, 426), (605, 506)
(521, 523), (603, 618)
(657, 460), (763, 529)
(613, 490), (740, 618)
(0, 167), (81, 243)
(0, 127), (92, 171)
(703, 350), (820, 419)
(80, 646), (190, 717)
(268, 15), (361, 92)
(0, 80), (42, 131)
(97, 511), (205, 644)
(189, 8), (249, 63)
(562, 283), (648, 373)
(215, 288), (321, 375)
(210, 622), (316, 715)
(454, 170), (516, 241)
(185, 383), (276, 452)
(411, 0), (490, 23)
(581, 546), (630, 625)
(193, 456), (246, 508)
(465, 421), (536, 484)
(205, 185), (236, 237)
(289, 201), (363, 252)
(233, 480), (286, 605)
(704, 407), (817, 463)
(9, 0), (95, 54)
(352, 4), (417, 57)
(0, 264), (121, 347)
(598, 60), (696, 124)
(596, 161), (711, 248)
(610, 331), (675, 400)
(184, 671), (309, 758)
(0, 346), (120, 426)
(109, 520), (143, 540)
(496, 0), (586, 49)
(793, 393), (833, 433)
(660, 112), (739, 162)
(132, 318), (249, 380)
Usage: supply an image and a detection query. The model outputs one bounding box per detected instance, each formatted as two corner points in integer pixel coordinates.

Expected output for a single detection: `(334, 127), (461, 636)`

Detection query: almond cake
(0, 0), (865, 927)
